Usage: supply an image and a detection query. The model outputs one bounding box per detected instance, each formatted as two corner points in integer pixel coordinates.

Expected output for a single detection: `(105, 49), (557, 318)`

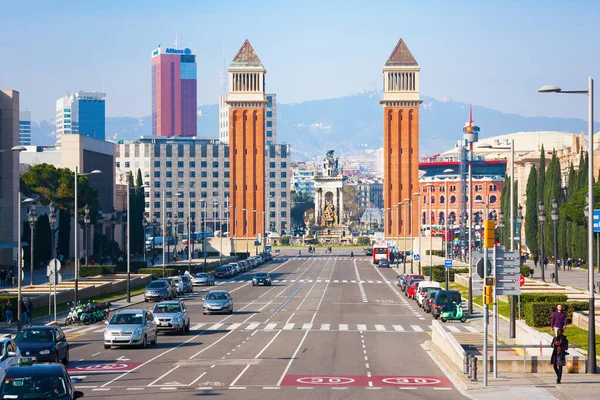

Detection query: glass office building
(56, 91), (106, 146)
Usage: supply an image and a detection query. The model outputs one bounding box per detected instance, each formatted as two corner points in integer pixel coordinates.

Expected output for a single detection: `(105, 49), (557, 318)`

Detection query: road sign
(594, 210), (600, 233)
(47, 259), (62, 276)
(413, 254), (420, 261)
(48, 272), (62, 285)
(472, 248), (520, 295)
(444, 259), (453, 269)
(519, 274), (525, 287)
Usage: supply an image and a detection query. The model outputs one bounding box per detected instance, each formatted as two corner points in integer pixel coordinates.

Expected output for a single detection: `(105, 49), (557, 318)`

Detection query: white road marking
(246, 323), (260, 330)
(148, 365), (181, 387)
(375, 324), (386, 331)
(91, 352), (101, 356)
(207, 323), (224, 330)
(283, 323), (295, 330)
(93, 329), (105, 333)
(282, 280), (288, 283)
(434, 387), (452, 390)
(357, 324), (367, 331)
(126, 388), (143, 390)
(301, 323), (312, 330)
(342, 280), (347, 283)
(198, 387), (213, 390)
(446, 326), (461, 333)
(393, 325), (405, 332)
(188, 372), (207, 387)
(339, 324), (348, 331)
(411, 325), (424, 332)
(333, 280), (339, 283)
(227, 323), (242, 331)
(465, 326), (479, 333)
(191, 323), (207, 330)
(320, 324), (330, 330)
(263, 387), (280, 389)
(265, 323), (277, 330)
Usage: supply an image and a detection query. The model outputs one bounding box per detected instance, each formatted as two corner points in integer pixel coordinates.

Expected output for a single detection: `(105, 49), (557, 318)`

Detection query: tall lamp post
(97, 208), (103, 263)
(517, 204), (524, 266)
(73, 168), (101, 304)
(498, 210), (504, 247)
(215, 199), (223, 266)
(424, 184), (434, 280)
(27, 202), (37, 286)
(110, 208), (116, 263)
(408, 197), (414, 273)
(413, 192), (422, 275)
(49, 202), (58, 322)
(18, 197), (36, 329)
(142, 218), (148, 263)
(539, 77), (595, 371)
(551, 198), (560, 285)
(243, 208), (248, 254)
(538, 201), (546, 282)
(394, 204), (400, 268)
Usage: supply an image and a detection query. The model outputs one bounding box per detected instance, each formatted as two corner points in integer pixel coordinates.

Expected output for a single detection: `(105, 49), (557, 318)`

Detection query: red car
(407, 280), (424, 299)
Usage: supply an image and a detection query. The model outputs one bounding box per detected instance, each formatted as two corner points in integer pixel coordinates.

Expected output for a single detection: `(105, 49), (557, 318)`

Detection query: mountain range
(30, 91), (597, 161)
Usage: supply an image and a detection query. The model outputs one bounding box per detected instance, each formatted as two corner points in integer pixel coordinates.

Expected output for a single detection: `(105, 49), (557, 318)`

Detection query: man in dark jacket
(551, 304), (568, 336)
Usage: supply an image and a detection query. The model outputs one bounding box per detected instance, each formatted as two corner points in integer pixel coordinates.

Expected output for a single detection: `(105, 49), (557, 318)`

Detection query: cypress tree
(525, 165), (539, 256)
(543, 151), (562, 255)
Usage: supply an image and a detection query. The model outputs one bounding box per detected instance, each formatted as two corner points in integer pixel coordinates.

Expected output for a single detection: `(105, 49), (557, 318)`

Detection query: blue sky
(1, 0), (599, 121)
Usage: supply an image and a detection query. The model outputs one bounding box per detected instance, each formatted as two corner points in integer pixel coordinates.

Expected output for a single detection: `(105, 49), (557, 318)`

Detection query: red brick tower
(380, 39), (421, 240)
(226, 40), (267, 251)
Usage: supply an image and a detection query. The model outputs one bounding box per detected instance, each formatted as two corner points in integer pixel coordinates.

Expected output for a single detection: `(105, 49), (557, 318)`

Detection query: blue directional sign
(594, 210), (600, 233)
(414, 254), (420, 261)
(444, 259), (453, 269)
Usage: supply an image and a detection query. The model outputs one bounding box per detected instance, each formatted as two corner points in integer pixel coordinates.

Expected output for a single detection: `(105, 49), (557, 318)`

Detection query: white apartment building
(219, 93), (276, 145)
(291, 162), (316, 197)
(56, 91), (106, 146)
(115, 136), (292, 235)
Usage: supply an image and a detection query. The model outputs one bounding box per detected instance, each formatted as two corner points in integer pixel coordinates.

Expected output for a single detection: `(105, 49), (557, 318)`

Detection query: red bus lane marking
(281, 375), (367, 387)
(67, 362), (142, 373)
(375, 376), (450, 386)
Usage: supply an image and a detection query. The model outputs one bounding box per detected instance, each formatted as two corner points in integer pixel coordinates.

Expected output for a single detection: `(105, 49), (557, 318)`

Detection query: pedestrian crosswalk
(213, 279), (397, 286)
(59, 322), (480, 335)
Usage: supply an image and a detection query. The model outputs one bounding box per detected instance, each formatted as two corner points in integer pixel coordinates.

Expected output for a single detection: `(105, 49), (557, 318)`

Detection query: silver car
(192, 272), (215, 286)
(202, 290), (233, 315)
(104, 309), (158, 349)
(153, 301), (190, 334)
(0, 338), (20, 375)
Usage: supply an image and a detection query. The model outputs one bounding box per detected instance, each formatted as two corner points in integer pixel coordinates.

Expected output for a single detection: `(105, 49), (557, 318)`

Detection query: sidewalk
(524, 259), (594, 292)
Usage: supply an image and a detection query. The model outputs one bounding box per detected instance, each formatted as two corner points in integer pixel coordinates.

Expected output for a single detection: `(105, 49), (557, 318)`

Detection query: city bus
(372, 243), (389, 264)
(182, 231), (215, 245)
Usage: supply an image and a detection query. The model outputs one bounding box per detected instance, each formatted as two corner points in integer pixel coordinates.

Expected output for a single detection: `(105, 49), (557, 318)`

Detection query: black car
(252, 273), (272, 286)
(14, 326), (69, 364)
(379, 258), (390, 268)
(0, 360), (83, 399)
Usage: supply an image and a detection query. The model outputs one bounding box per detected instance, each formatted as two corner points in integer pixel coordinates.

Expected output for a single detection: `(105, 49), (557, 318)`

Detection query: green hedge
(80, 266), (117, 277)
(520, 265), (531, 278)
(425, 250), (445, 256)
(138, 268), (179, 280)
(356, 237), (371, 246)
(423, 266), (469, 282)
(0, 296), (18, 322)
(279, 236), (291, 245)
(525, 301), (589, 327)
(516, 293), (568, 319)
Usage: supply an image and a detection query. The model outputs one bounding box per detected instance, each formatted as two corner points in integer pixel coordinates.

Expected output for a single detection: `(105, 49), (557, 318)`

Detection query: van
(431, 290), (462, 319)
(415, 281), (441, 307)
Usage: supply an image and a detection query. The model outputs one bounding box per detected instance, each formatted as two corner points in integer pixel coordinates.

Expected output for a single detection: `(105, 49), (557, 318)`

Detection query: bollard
(463, 353), (470, 374)
(470, 355), (478, 381)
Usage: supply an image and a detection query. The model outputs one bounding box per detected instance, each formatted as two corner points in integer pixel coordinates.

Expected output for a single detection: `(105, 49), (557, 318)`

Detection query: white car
(171, 276), (184, 295)
(0, 338), (20, 374)
(415, 281), (441, 307)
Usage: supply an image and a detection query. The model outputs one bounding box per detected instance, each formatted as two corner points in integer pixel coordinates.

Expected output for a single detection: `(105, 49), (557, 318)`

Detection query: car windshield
(15, 329), (54, 343)
(216, 267), (227, 272)
(0, 376), (67, 398)
(195, 273), (208, 278)
(206, 292), (228, 301)
(110, 313), (144, 325)
(154, 304), (181, 313)
(147, 282), (165, 289)
(172, 277), (181, 283)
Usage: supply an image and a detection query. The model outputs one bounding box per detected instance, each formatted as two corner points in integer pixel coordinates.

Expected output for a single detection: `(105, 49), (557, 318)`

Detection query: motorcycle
(440, 301), (467, 323)
(64, 301), (86, 325)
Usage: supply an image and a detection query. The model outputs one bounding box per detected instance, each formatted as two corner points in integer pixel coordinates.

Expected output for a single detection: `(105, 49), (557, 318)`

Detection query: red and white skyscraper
(151, 46), (197, 137)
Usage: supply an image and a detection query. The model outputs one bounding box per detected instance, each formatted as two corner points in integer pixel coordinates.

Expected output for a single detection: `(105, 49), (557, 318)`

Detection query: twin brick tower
(227, 38), (420, 243)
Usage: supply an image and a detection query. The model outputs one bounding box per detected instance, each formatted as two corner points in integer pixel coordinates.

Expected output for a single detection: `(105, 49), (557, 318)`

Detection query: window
(266, 111), (273, 118)
(154, 182), (160, 188)
(440, 195), (445, 204)
(224, 171), (230, 178)
(166, 161), (172, 168)
(267, 130), (272, 137)
(201, 171), (207, 178)
(201, 161), (207, 168)
(189, 171), (196, 178)
(201, 182), (207, 188)
(178, 171), (184, 178)
(154, 161), (160, 168)
(270, 201), (275, 208)
(125, 162), (130, 168)
(270, 212), (275, 218)
(190, 192), (196, 198)
(154, 171), (161, 178)
(270, 172), (276, 178)
(166, 202), (172, 209)
(212, 161), (219, 168)
(490, 195), (497, 203)
(281, 162), (287, 168)
(270, 191), (276, 197)
(475, 195), (482, 202)
(178, 201), (184, 208)
(281, 211), (287, 218)
(281, 201), (287, 208)
(266, 121), (272, 127)
(212, 182), (219, 188)
(450, 195), (456, 204)
(270, 182), (276, 188)
(189, 182), (195, 188)
(115, 162), (120, 168)
(270, 162), (276, 168)
(212, 171), (219, 178)
(280, 182), (287, 188)
(154, 192), (160, 198)
(178, 212), (184, 219)
(166, 171), (172, 178)
(224, 161), (229, 168)
(154, 202), (160, 208)
(178, 161), (184, 168)
(189, 161), (196, 168)
(281, 192), (287, 198)
(201, 192), (207, 198)
(225, 182), (230, 188)
(281, 172), (287, 178)
(166, 182), (172, 188)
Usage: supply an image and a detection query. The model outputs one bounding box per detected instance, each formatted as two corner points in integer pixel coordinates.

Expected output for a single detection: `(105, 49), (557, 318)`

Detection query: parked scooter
(440, 301), (467, 323)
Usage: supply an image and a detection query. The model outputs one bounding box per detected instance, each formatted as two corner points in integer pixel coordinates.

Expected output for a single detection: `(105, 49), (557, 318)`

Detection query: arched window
(450, 195), (456, 204)
(439, 212), (445, 225)
(431, 196), (435, 204)
(440, 195), (445, 204)
(490, 195), (497, 204)
(475, 195), (483, 202)
(489, 184), (493, 192)
(422, 211), (427, 224)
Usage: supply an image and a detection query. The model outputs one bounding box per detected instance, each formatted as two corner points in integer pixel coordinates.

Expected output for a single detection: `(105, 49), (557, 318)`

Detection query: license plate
(160, 323), (169, 327)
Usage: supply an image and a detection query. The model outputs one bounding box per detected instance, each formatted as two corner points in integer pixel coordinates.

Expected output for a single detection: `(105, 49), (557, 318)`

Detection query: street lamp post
(498, 210), (504, 247)
(408, 197), (414, 273)
(97, 208), (103, 263)
(73, 168), (101, 304)
(110, 208), (116, 263)
(394, 204), (400, 269)
(403, 198), (409, 274)
(83, 204), (91, 267)
(517, 204), (524, 266)
(244, 208), (248, 254)
(539, 77), (595, 371)
(142, 218), (147, 263)
(202, 200), (207, 269)
(538, 201), (546, 282)
(18, 197), (35, 329)
(27, 202), (37, 286)
(49, 202), (58, 322)
(424, 184), (434, 280)
(413, 192), (422, 275)
(551, 198), (559, 285)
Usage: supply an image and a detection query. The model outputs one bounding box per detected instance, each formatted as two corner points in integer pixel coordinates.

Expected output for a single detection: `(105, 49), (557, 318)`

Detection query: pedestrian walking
(25, 298), (33, 327)
(550, 328), (569, 384)
(20, 298), (28, 327)
(543, 257), (549, 270)
(350, 251), (354, 259)
(551, 304), (568, 336)
(5, 299), (13, 327)
(6, 270), (13, 287)
(534, 254), (539, 268)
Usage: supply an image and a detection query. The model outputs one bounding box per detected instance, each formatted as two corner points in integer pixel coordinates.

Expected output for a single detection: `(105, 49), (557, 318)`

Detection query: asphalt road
(63, 252), (469, 399)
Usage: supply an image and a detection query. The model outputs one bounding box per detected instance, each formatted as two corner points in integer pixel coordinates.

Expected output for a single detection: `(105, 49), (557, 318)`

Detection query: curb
(422, 340), (483, 392)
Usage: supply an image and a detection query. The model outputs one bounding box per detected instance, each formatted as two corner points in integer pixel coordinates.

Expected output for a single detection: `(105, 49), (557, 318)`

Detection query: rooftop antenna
(174, 31), (178, 48)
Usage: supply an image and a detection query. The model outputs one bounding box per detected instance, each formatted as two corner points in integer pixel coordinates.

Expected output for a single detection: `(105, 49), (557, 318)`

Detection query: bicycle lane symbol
(68, 362), (143, 373)
(281, 375), (367, 387)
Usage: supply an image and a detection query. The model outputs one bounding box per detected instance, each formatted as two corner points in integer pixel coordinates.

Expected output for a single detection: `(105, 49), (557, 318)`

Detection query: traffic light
(483, 220), (495, 248)
(483, 276), (495, 306)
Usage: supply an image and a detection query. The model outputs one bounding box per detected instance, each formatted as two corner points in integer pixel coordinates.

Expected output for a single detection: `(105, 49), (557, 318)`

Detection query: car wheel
(185, 321), (190, 333)
(104, 344), (111, 350)
(152, 333), (158, 345)
(141, 335), (147, 349)
(62, 349), (69, 365)
(229, 306), (233, 314)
